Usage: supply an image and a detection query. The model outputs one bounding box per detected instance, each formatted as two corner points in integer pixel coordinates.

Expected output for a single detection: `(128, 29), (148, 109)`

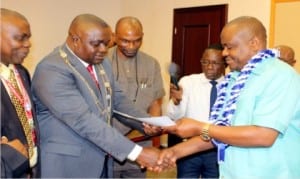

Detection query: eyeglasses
(200, 60), (224, 66)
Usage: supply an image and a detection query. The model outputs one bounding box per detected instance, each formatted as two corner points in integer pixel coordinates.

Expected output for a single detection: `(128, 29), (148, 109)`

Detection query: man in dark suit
(1, 8), (40, 178)
(31, 13), (163, 178)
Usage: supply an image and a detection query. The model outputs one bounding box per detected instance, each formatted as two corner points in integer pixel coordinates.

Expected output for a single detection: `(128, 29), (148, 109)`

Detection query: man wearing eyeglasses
(166, 44), (226, 178)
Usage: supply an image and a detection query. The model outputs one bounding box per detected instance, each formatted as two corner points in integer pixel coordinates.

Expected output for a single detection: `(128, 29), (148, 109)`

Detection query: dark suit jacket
(31, 44), (148, 178)
(1, 64), (40, 178)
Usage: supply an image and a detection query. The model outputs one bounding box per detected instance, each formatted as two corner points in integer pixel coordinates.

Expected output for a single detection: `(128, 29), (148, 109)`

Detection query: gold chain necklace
(59, 47), (112, 125)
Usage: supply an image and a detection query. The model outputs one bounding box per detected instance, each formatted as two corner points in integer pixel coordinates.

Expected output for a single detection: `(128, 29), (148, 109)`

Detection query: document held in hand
(113, 110), (175, 127)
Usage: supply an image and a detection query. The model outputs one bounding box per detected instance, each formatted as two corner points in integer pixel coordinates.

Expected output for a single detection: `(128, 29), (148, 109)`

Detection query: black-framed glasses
(200, 60), (224, 66)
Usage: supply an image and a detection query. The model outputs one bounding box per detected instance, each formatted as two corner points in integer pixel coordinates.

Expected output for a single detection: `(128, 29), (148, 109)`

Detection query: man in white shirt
(167, 44), (226, 178)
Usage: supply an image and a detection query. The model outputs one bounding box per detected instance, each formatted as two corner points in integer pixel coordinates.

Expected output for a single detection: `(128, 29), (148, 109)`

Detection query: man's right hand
(1, 136), (28, 158)
(135, 147), (174, 172)
(163, 118), (204, 138)
(170, 83), (183, 105)
(157, 147), (177, 170)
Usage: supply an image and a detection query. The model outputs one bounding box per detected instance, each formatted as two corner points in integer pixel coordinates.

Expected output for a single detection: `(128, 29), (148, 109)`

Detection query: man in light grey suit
(31, 14), (162, 178)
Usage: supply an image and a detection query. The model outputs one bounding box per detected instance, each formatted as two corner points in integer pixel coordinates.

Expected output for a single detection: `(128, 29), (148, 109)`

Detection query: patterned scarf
(209, 48), (279, 162)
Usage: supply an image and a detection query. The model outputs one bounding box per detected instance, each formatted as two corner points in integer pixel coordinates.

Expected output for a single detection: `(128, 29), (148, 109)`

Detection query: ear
(110, 32), (115, 42)
(108, 33), (116, 48)
(249, 36), (260, 52)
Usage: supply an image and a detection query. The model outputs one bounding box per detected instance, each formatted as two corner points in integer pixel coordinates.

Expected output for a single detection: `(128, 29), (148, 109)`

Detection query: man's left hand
(143, 123), (162, 136)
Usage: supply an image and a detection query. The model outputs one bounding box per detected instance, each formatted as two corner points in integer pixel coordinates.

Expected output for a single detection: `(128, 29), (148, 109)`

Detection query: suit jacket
(1, 64), (40, 178)
(31, 44), (148, 178)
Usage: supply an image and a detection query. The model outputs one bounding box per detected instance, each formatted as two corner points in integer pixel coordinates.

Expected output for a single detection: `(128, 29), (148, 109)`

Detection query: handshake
(134, 117), (210, 172)
(132, 122), (178, 172)
(135, 146), (177, 172)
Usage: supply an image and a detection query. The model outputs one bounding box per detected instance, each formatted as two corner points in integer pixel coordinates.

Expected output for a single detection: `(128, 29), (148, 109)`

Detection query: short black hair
(206, 43), (227, 67)
(207, 43), (223, 50)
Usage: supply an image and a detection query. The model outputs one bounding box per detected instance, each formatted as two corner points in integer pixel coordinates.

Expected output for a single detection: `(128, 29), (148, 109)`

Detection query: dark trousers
(100, 156), (108, 178)
(168, 134), (219, 179)
(177, 149), (219, 178)
(100, 155), (113, 178)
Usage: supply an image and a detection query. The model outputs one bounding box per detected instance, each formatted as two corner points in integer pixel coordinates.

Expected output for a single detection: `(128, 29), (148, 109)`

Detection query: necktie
(210, 80), (217, 112)
(87, 64), (99, 88)
(9, 70), (34, 158)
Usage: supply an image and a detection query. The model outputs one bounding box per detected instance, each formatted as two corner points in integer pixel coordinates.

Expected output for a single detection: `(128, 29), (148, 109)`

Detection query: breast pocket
(136, 80), (155, 110)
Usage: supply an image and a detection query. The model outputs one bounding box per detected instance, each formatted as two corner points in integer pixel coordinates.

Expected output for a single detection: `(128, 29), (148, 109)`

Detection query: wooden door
(168, 5), (228, 147)
(172, 5), (228, 77)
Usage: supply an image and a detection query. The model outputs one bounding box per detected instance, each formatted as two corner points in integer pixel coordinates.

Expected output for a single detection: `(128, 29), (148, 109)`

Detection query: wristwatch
(200, 123), (211, 141)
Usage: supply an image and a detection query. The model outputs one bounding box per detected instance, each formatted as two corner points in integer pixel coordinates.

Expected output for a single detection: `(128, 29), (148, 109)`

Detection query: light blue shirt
(219, 58), (300, 178)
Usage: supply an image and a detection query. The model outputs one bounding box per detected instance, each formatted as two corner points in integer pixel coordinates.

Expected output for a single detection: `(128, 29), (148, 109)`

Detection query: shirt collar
(0, 63), (15, 80)
(65, 44), (89, 68)
(201, 73), (224, 84)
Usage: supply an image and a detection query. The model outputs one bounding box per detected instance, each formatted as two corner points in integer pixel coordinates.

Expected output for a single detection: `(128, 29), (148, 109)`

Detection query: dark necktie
(86, 64), (99, 88)
(210, 80), (217, 112)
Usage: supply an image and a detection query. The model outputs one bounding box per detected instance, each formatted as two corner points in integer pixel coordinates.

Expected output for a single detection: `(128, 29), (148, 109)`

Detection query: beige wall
(1, 0), (122, 74)
(274, 1), (300, 72)
(1, 0), (271, 112)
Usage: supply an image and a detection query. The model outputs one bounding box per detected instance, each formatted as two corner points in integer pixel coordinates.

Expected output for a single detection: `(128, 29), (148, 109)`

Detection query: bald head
(1, 8), (28, 22)
(1, 8), (31, 66)
(275, 45), (296, 66)
(66, 14), (111, 64)
(68, 14), (109, 37)
(223, 16), (267, 49)
(114, 16), (144, 58)
(221, 16), (268, 71)
(115, 16), (143, 34)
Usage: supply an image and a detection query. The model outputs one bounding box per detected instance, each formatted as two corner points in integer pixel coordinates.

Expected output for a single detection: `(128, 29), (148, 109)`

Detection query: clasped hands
(1, 136), (29, 158)
(137, 118), (207, 172)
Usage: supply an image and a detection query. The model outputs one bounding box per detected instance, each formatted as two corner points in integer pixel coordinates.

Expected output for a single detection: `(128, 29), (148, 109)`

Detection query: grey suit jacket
(31, 44), (148, 178)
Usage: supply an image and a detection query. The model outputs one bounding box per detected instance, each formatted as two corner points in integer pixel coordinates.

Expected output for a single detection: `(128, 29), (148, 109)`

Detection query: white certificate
(113, 110), (175, 127)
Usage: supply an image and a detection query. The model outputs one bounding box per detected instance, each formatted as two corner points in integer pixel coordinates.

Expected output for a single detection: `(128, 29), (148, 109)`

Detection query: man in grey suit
(31, 14), (162, 178)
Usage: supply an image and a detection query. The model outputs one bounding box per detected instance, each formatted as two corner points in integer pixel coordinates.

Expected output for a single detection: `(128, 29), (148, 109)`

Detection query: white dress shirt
(167, 73), (224, 122)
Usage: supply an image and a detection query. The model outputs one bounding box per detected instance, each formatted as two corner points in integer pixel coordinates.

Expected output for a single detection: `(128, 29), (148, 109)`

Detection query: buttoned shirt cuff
(127, 144), (143, 161)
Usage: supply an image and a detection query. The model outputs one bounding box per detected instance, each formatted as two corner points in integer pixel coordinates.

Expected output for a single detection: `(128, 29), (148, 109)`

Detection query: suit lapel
(94, 64), (110, 110)
(16, 66), (32, 99)
(1, 81), (27, 142)
(61, 45), (106, 110)
(15, 66), (40, 144)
